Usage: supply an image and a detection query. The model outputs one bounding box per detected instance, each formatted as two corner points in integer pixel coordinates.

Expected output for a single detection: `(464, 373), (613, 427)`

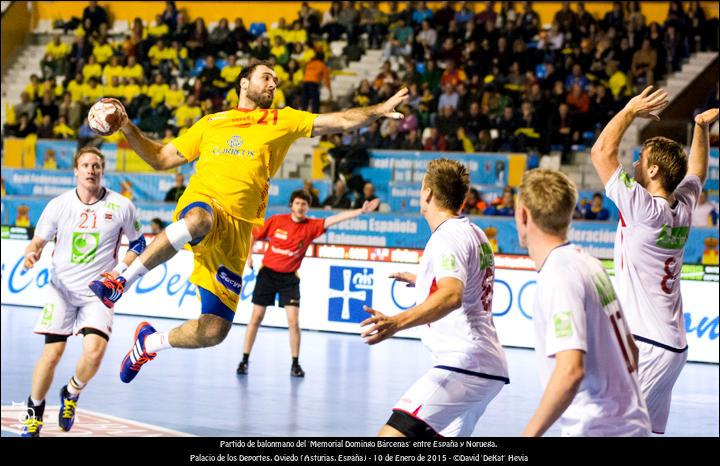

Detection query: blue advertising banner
(4, 199), (717, 264)
(367, 150), (513, 186)
(2, 169), (330, 206)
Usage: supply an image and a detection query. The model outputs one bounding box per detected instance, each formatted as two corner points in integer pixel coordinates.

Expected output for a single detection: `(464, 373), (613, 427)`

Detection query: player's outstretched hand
(379, 87), (409, 120)
(100, 97), (129, 128)
(361, 198), (380, 213)
(361, 305), (399, 345)
(23, 251), (39, 271)
(625, 86), (669, 121)
(389, 272), (416, 287)
(695, 108), (719, 127)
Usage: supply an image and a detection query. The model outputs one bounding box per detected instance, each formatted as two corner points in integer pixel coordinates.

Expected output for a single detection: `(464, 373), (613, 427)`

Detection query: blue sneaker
(21, 399), (44, 437)
(89, 273), (126, 309)
(58, 385), (79, 431)
(120, 321), (157, 383)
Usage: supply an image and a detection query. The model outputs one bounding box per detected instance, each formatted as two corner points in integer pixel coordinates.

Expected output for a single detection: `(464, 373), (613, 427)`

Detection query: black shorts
(251, 267), (301, 308)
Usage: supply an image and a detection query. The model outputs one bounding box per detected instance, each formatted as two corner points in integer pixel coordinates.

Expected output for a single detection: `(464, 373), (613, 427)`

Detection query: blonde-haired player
(516, 169), (650, 436)
(89, 61), (409, 384)
(590, 84), (718, 433)
(362, 158), (509, 437)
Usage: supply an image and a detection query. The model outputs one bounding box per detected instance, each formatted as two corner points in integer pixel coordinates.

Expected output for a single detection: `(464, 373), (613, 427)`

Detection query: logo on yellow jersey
(212, 135), (255, 158)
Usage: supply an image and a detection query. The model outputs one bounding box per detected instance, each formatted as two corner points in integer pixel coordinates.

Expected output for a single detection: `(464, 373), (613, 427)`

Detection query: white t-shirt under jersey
(415, 217), (509, 381)
(534, 243), (650, 437)
(605, 167), (701, 349)
(34, 188), (143, 295)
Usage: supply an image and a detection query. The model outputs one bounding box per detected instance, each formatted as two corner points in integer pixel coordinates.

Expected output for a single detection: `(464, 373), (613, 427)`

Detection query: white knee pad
(165, 219), (193, 251)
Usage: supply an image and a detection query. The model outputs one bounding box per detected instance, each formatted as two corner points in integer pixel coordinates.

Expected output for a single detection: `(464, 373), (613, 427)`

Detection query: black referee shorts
(251, 266), (301, 308)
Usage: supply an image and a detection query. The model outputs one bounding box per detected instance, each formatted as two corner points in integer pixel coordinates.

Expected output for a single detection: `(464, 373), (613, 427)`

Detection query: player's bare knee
(184, 208), (213, 238)
(41, 343), (65, 366)
(197, 316), (231, 347)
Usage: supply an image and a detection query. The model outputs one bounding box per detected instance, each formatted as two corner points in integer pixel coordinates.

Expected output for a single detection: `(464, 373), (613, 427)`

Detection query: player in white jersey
(516, 169), (650, 437)
(20, 147), (146, 437)
(361, 158), (508, 437)
(590, 85), (718, 433)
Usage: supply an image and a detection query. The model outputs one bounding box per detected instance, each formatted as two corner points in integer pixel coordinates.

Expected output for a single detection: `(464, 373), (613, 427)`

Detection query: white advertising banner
(2, 239), (717, 363)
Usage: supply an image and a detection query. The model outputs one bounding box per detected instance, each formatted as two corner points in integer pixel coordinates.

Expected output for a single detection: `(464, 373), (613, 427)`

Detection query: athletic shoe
(89, 273), (126, 309)
(58, 385), (79, 431)
(119, 321), (157, 383)
(236, 360), (249, 375)
(290, 364), (305, 378)
(21, 399), (44, 437)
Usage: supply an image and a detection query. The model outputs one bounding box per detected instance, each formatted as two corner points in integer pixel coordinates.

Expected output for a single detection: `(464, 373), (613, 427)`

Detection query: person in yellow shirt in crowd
(92, 62), (409, 385)
(82, 77), (105, 104)
(42, 34), (70, 76)
(53, 115), (76, 139)
(92, 36), (114, 65)
(161, 128), (175, 144)
(122, 55), (145, 84)
(147, 73), (169, 108)
(24, 74), (42, 102)
(267, 16), (289, 43)
(270, 36), (290, 66)
(164, 81), (185, 111)
(604, 60), (631, 99)
(225, 87), (239, 109)
(102, 56), (125, 85)
(123, 77), (143, 104)
(286, 20), (308, 46)
(66, 73), (85, 103)
(279, 59), (304, 101)
(170, 40), (189, 75)
(148, 40), (176, 68)
(104, 76), (125, 99)
(271, 87), (286, 109)
(41, 76), (64, 100)
(148, 13), (170, 38)
(82, 55), (103, 82)
(174, 94), (202, 128)
(220, 54), (241, 90)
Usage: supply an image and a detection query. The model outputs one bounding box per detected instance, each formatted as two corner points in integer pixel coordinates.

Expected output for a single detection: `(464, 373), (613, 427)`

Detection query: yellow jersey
(82, 63), (103, 81)
(82, 83), (105, 103)
(164, 88), (185, 109)
(172, 107), (316, 223)
(45, 41), (69, 60)
(175, 104), (203, 127)
(147, 83), (169, 107)
(221, 65), (241, 85)
(102, 65), (125, 85)
(122, 64), (145, 83)
(92, 44), (114, 64)
(67, 80), (84, 102)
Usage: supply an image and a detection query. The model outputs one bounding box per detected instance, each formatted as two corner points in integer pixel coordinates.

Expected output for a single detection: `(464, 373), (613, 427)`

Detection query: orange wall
(34, 1), (719, 27)
(2, 1), (32, 67)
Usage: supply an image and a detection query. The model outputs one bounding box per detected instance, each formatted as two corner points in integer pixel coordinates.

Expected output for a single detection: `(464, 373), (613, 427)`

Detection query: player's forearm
(333, 103), (386, 132)
(688, 120), (710, 183)
(121, 121), (168, 170)
(394, 288), (461, 331)
(324, 208), (363, 228)
(25, 237), (47, 256)
(522, 365), (583, 437)
(590, 107), (635, 164)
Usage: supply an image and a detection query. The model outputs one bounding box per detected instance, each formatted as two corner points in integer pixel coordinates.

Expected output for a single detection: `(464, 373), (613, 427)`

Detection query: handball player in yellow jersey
(89, 62), (409, 383)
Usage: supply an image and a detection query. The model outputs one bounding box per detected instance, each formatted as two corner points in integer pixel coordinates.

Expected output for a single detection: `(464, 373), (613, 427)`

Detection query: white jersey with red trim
(534, 243), (650, 436)
(414, 217), (508, 380)
(605, 167), (701, 349)
(34, 188), (143, 295)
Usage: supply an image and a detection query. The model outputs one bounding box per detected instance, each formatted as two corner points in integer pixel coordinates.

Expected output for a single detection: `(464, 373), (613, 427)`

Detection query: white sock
(144, 330), (172, 353)
(30, 398), (44, 406)
(121, 259), (150, 288)
(67, 376), (86, 396)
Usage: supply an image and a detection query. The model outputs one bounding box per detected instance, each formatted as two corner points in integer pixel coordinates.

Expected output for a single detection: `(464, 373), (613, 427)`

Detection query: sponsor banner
(2, 239), (716, 363)
(2, 169), (331, 206)
(633, 147), (719, 191)
(3, 198), (717, 263)
(367, 150), (516, 186)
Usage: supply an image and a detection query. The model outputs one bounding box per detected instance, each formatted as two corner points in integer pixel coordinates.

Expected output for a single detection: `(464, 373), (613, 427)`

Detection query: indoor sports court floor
(1, 304), (718, 437)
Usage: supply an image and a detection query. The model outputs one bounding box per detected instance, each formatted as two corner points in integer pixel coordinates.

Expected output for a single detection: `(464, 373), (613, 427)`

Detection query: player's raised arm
(323, 198), (380, 229)
(687, 108), (719, 184)
(590, 86), (669, 185)
(104, 98), (188, 171)
(311, 88), (409, 136)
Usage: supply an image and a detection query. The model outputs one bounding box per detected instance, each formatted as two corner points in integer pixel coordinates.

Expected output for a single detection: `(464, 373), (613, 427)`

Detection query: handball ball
(88, 99), (123, 136)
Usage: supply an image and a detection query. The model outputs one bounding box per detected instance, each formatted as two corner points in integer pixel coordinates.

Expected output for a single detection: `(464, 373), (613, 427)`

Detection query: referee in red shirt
(237, 189), (380, 377)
